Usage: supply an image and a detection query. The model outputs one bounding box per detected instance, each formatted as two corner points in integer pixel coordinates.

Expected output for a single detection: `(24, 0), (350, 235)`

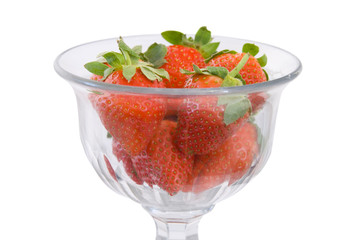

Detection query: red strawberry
(174, 96), (250, 155)
(161, 45), (206, 88)
(207, 43), (268, 85)
(208, 52), (267, 84)
(85, 38), (169, 156)
(191, 122), (259, 193)
(160, 27), (219, 88)
(112, 138), (143, 185)
(132, 120), (194, 195)
(90, 93), (166, 156)
(174, 62), (254, 156)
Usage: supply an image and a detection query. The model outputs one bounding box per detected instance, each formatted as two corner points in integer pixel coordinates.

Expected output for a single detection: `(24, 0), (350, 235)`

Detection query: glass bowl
(54, 34), (301, 240)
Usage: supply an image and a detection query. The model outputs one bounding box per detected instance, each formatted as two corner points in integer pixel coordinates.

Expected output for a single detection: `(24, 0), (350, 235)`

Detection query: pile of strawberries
(85, 27), (267, 195)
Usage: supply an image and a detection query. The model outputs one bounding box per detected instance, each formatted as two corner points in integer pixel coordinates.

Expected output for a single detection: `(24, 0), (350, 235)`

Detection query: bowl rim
(54, 34), (302, 95)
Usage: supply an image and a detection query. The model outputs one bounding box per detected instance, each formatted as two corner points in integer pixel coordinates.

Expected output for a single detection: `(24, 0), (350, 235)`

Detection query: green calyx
(161, 26), (219, 59)
(181, 53), (250, 87)
(242, 43), (267, 67)
(84, 38), (169, 82)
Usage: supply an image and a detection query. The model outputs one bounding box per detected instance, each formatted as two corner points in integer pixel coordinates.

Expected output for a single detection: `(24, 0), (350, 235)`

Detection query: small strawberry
(207, 43), (268, 85)
(174, 58), (253, 156)
(160, 27), (219, 88)
(132, 120), (194, 195)
(112, 138), (143, 185)
(85, 38), (168, 156)
(191, 122), (259, 193)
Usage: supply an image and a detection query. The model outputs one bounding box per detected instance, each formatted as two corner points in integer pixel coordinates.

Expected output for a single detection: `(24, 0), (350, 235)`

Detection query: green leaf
(223, 97), (251, 125)
(132, 45), (142, 55)
(200, 42), (220, 59)
(161, 30), (185, 45)
(143, 43), (168, 68)
(117, 37), (140, 64)
(194, 26), (212, 46)
(205, 49), (237, 63)
(139, 66), (169, 81)
(101, 67), (115, 81)
(206, 66), (228, 79)
(263, 69), (269, 81)
(149, 67), (170, 80)
(122, 65), (137, 82)
(180, 69), (195, 75)
(242, 43), (259, 57)
(256, 54), (267, 67)
(193, 64), (203, 74)
(84, 61), (110, 76)
(102, 51), (124, 68)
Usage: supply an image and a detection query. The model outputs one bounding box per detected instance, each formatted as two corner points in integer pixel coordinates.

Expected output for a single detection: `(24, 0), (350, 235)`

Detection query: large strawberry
(207, 43), (268, 85)
(85, 38), (169, 156)
(132, 120), (194, 195)
(174, 58), (253, 156)
(160, 26), (219, 88)
(189, 122), (259, 193)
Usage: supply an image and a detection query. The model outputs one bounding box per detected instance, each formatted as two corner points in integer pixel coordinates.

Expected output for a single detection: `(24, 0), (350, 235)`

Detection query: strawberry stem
(229, 53), (249, 78)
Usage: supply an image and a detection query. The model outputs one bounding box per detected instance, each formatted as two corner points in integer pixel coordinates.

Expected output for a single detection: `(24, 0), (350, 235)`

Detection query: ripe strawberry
(207, 43), (268, 85)
(85, 38), (169, 156)
(174, 96), (250, 156)
(161, 45), (206, 88)
(160, 27), (219, 88)
(174, 61), (253, 156)
(90, 93), (166, 156)
(112, 138), (143, 185)
(191, 122), (259, 193)
(132, 120), (194, 195)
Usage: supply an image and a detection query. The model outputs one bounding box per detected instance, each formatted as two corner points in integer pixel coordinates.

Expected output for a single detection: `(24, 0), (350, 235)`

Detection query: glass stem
(144, 206), (214, 240)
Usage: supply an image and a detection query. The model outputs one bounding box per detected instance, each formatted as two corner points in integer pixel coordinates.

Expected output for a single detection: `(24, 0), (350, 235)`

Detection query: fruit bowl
(54, 32), (301, 240)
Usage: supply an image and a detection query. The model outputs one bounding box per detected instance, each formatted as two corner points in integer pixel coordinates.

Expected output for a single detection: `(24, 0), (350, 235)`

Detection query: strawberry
(161, 45), (206, 88)
(207, 43), (268, 85)
(160, 27), (219, 88)
(190, 122), (259, 193)
(174, 96), (250, 156)
(132, 120), (194, 195)
(112, 138), (143, 185)
(85, 38), (169, 156)
(174, 58), (253, 156)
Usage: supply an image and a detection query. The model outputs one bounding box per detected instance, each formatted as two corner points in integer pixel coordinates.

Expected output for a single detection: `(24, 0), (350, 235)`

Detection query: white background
(1, 0), (358, 239)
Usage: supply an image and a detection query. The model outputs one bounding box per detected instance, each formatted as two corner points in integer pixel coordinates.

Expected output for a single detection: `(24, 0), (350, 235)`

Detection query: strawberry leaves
(218, 95), (251, 125)
(242, 43), (267, 67)
(140, 43), (167, 68)
(84, 61), (110, 76)
(84, 38), (169, 82)
(161, 26), (219, 59)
